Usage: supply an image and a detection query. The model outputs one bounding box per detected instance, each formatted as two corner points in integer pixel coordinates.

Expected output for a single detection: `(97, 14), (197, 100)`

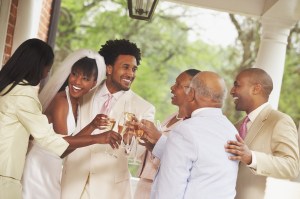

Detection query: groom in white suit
(61, 39), (155, 199)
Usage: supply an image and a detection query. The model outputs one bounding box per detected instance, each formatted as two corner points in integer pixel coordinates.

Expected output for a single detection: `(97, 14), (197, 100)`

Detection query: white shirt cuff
(247, 150), (257, 169)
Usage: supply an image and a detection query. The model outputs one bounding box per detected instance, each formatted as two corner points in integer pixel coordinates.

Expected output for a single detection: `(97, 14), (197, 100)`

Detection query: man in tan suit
(225, 68), (299, 199)
(61, 39), (155, 199)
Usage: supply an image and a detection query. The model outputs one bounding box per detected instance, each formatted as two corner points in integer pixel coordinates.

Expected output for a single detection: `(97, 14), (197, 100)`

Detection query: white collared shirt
(151, 108), (238, 199)
(246, 102), (269, 130)
(191, 107), (212, 117)
(92, 81), (125, 117)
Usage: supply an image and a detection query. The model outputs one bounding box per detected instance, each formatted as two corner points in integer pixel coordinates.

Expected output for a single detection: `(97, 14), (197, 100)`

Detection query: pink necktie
(239, 116), (249, 139)
(100, 93), (113, 115)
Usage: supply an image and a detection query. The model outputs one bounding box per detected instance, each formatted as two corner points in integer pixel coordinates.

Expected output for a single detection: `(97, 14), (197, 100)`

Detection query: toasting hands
(132, 119), (162, 151)
(90, 114), (110, 130)
(95, 130), (122, 149)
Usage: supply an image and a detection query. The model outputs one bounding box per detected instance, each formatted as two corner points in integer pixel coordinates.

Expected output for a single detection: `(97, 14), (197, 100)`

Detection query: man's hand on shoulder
(225, 134), (252, 165)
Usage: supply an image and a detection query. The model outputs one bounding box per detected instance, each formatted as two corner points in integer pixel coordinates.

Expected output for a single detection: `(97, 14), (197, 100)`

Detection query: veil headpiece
(39, 49), (106, 111)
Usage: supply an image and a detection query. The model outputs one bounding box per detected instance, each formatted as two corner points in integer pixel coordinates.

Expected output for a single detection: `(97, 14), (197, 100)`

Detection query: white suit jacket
(61, 82), (155, 199)
(152, 108), (239, 199)
(235, 105), (299, 199)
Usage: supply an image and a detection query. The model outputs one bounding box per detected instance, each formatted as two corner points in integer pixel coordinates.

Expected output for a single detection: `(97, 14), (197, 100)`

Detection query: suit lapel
(111, 90), (132, 115)
(244, 105), (272, 145)
(79, 83), (134, 132)
(109, 90), (133, 131)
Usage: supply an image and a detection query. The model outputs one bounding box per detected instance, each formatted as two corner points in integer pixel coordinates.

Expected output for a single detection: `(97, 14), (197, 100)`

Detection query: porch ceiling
(166, 0), (300, 22)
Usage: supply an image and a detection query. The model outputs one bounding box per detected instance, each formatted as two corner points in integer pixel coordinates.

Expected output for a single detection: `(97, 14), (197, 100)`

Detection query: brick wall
(38, 0), (53, 41)
(3, 0), (18, 64)
(3, 0), (53, 64)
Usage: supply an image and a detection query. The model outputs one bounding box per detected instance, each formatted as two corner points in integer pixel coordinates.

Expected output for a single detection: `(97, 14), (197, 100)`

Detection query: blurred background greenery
(55, 0), (300, 127)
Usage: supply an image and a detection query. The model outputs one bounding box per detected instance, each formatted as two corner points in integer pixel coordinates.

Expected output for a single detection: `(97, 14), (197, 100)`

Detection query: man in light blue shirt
(144, 71), (239, 199)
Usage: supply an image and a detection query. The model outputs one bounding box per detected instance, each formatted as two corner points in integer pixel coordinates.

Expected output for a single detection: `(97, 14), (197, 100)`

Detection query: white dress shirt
(92, 82), (125, 117)
(151, 108), (239, 199)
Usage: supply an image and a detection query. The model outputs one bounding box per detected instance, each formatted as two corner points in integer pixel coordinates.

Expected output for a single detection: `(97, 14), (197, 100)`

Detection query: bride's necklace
(176, 114), (184, 120)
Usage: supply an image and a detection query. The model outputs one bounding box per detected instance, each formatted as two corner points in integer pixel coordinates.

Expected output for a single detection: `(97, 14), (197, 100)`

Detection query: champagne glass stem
(134, 137), (138, 164)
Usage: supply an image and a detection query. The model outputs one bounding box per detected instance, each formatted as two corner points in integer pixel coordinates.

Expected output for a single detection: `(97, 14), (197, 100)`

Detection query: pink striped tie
(100, 93), (113, 115)
(239, 116), (249, 139)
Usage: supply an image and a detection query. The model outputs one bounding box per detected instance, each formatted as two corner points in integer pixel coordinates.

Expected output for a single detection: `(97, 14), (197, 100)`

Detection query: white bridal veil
(39, 49), (106, 111)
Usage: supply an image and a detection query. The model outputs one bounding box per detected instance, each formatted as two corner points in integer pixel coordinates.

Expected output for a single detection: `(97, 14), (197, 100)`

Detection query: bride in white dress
(22, 50), (106, 199)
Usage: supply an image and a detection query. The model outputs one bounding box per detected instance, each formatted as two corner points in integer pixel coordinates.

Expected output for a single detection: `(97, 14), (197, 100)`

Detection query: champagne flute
(134, 114), (144, 143)
(156, 119), (162, 131)
(117, 114), (125, 145)
(117, 113), (131, 148)
(106, 113), (116, 131)
(119, 100), (136, 155)
(104, 110), (117, 158)
(123, 112), (135, 154)
(130, 114), (144, 164)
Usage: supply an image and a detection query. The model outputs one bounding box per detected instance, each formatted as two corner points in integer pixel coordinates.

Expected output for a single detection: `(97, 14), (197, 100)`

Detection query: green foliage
(279, 51), (300, 124)
(55, 0), (300, 125)
(56, 0), (227, 121)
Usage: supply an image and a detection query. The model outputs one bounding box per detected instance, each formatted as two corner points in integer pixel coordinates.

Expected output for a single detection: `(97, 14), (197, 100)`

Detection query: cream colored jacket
(235, 105), (299, 199)
(0, 84), (68, 181)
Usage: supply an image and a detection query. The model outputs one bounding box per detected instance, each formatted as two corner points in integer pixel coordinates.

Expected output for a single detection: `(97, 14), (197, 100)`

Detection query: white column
(12, 0), (43, 52)
(254, 17), (295, 110)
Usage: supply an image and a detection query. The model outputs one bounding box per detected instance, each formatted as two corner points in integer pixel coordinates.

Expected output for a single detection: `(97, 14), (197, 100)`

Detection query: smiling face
(170, 72), (193, 107)
(106, 55), (137, 93)
(230, 72), (256, 114)
(68, 67), (97, 99)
